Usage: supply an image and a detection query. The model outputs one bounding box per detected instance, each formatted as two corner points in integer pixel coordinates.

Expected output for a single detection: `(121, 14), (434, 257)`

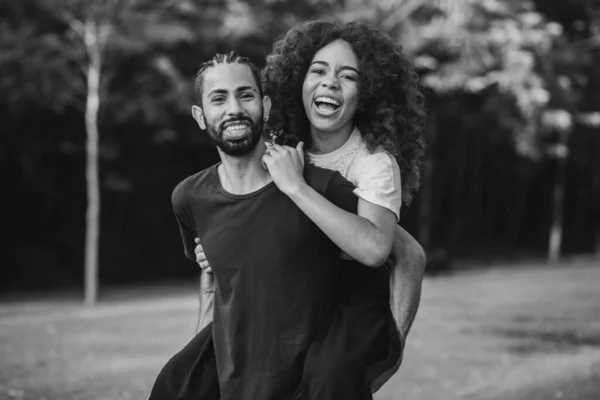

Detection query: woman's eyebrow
(310, 61), (358, 74)
(339, 66), (359, 74)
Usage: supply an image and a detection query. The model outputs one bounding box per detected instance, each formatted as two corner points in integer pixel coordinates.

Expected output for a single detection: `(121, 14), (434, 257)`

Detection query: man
(149, 52), (360, 400)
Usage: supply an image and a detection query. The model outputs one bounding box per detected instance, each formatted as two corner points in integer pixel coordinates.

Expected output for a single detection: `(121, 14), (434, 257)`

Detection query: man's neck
(309, 124), (354, 155)
(217, 140), (272, 195)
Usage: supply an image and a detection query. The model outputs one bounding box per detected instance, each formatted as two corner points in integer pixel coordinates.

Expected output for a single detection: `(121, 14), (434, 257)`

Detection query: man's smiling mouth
(222, 121), (251, 138)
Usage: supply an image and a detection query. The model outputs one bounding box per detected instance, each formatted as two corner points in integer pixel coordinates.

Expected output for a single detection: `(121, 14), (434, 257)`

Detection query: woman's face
(302, 39), (361, 136)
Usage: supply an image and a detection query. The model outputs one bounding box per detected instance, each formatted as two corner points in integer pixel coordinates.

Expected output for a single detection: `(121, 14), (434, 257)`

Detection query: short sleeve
(324, 171), (358, 215)
(353, 151), (402, 221)
(171, 182), (197, 260)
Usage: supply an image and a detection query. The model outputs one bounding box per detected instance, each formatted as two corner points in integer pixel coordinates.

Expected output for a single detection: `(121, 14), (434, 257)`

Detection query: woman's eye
(340, 75), (356, 81)
(311, 68), (325, 75)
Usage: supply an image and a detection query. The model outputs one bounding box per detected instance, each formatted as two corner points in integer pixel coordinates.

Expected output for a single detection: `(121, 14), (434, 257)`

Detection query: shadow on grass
(488, 326), (600, 355)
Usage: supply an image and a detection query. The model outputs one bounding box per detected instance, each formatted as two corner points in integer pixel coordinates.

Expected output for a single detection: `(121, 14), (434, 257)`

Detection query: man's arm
(389, 225), (426, 341)
(194, 239), (215, 330)
(172, 182), (215, 330)
(198, 271), (215, 331)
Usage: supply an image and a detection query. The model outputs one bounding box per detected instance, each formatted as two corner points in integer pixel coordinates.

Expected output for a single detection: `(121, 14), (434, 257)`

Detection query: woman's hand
(262, 141), (306, 195)
(194, 237), (212, 273)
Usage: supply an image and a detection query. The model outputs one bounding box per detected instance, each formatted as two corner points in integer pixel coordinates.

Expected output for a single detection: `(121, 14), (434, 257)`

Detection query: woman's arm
(290, 185), (396, 267)
(263, 143), (396, 267)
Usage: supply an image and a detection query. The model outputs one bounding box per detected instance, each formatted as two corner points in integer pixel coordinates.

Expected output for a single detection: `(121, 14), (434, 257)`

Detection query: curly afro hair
(262, 20), (427, 205)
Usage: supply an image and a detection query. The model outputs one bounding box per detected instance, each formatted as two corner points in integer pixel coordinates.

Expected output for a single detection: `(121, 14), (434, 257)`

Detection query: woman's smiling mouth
(314, 96), (341, 116)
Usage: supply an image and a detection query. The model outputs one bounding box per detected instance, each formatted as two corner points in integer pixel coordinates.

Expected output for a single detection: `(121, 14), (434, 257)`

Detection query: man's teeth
(225, 124), (248, 132)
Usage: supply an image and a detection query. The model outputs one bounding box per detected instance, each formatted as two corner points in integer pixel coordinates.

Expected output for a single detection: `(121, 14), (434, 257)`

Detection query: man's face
(192, 63), (270, 156)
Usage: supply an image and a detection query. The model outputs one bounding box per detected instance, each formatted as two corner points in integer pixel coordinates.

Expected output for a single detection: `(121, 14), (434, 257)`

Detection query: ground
(0, 259), (599, 400)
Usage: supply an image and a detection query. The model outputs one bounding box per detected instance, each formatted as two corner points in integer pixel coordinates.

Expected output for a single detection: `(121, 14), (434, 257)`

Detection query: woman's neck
(309, 124), (354, 155)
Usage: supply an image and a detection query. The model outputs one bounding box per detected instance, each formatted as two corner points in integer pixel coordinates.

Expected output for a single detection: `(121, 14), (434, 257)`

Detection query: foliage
(1, 0), (599, 289)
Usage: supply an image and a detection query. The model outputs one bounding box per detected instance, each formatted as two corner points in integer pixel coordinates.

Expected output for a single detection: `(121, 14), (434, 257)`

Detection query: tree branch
(60, 10), (86, 41)
(381, 0), (426, 31)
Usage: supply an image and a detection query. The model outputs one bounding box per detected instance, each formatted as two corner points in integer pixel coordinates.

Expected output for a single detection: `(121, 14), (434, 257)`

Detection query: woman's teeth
(317, 103), (338, 112)
(315, 97), (341, 111)
(314, 98), (341, 115)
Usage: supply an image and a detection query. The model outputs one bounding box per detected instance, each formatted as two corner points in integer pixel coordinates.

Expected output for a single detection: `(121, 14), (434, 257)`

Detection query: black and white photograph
(1, 0), (599, 399)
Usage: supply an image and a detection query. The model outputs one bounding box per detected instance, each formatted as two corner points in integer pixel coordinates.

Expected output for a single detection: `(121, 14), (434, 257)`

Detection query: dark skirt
(148, 323), (220, 400)
(300, 259), (403, 400)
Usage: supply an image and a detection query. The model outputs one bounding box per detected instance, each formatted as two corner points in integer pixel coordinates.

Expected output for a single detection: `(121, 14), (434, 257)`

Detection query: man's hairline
(196, 63), (264, 107)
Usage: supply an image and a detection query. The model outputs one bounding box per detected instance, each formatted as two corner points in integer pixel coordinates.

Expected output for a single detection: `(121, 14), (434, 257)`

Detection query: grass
(1, 259), (599, 400)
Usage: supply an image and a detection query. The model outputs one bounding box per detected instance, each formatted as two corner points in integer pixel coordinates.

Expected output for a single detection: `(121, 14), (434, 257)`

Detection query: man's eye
(240, 93), (254, 99)
(212, 97), (225, 103)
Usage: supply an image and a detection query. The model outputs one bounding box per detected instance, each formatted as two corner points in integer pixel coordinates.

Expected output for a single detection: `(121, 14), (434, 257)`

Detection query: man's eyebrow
(236, 86), (258, 93)
(207, 86), (258, 98)
(310, 60), (359, 74)
(207, 88), (227, 97)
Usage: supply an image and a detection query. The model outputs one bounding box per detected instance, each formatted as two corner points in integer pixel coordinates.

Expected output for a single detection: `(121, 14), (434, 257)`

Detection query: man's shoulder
(304, 164), (357, 213)
(172, 164), (218, 204)
(304, 164), (345, 194)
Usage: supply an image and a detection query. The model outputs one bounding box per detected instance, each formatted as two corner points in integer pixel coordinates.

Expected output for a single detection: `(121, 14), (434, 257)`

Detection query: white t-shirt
(306, 127), (402, 221)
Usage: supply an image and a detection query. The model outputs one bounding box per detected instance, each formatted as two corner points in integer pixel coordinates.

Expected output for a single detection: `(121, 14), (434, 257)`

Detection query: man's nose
(226, 98), (244, 114)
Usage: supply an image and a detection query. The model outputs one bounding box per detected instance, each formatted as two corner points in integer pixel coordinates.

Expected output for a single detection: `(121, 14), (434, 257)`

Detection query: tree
(1, 0), (203, 304)
(333, 0), (557, 251)
(333, 0), (600, 261)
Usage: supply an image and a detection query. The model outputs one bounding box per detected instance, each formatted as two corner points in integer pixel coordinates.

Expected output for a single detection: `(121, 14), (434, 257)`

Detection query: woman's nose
(321, 76), (340, 89)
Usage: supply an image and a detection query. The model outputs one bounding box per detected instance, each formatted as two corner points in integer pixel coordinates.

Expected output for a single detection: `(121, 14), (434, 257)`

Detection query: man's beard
(205, 116), (264, 156)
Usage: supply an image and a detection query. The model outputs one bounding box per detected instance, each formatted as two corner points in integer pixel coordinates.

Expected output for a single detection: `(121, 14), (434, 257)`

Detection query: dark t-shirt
(171, 163), (357, 400)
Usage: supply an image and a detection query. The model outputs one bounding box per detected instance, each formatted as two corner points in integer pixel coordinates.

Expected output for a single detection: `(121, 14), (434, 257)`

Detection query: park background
(1, 0), (599, 399)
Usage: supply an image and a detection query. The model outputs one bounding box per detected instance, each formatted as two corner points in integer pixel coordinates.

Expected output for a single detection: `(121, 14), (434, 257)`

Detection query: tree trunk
(594, 151), (600, 258)
(548, 130), (569, 264)
(596, 222), (600, 258)
(84, 22), (102, 306)
(418, 119), (436, 250)
(509, 159), (532, 254)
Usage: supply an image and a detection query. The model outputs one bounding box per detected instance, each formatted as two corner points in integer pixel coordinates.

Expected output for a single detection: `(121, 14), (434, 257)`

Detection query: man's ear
(262, 95), (272, 122)
(191, 105), (206, 130)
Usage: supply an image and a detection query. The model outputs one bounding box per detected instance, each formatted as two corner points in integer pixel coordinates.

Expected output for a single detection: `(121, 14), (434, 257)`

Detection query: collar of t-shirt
(306, 127), (361, 164)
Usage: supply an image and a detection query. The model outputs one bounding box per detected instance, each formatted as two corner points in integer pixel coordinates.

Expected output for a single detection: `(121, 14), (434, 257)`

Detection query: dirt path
(1, 261), (599, 400)
(377, 262), (600, 400)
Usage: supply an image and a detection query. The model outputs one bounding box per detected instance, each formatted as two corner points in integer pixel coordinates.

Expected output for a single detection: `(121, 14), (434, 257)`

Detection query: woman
(259, 19), (426, 399)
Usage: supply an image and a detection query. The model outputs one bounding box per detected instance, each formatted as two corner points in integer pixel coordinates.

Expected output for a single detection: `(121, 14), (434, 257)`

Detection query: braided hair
(194, 51), (264, 105)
